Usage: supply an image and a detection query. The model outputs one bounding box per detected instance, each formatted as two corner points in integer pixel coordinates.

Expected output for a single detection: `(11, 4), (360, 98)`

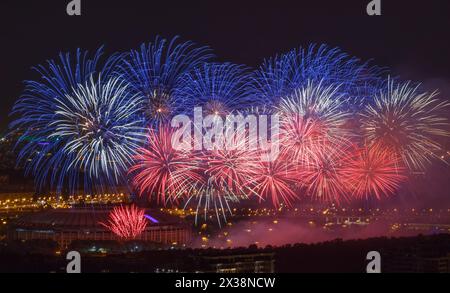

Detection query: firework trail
(118, 36), (213, 123)
(186, 179), (239, 227)
(175, 63), (253, 116)
(130, 125), (204, 205)
(11, 49), (144, 194)
(277, 81), (352, 165)
(361, 78), (450, 171)
(100, 205), (148, 240)
(344, 145), (407, 200)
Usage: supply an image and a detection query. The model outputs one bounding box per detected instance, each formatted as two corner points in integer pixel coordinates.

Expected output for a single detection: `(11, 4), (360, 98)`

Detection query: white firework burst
(277, 80), (353, 165)
(50, 75), (147, 188)
(361, 78), (450, 171)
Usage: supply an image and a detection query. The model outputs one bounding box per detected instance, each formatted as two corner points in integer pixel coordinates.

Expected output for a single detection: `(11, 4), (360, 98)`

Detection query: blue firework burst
(175, 62), (254, 116)
(10, 48), (146, 195)
(117, 36), (214, 123)
(253, 44), (384, 106)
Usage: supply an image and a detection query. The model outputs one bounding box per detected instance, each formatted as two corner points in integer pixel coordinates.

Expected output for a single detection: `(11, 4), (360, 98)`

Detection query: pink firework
(278, 81), (352, 165)
(185, 131), (262, 226)
(204, 131), (261, 195)
(279, 113), (331, 165)
(344, 145), (407, 200)
(247, 155), (299, 208)
(100, 205), (148, 240)
(204, 150), (258, 194)
(129, 126), (204, 205)
(299, 145), (351, 204)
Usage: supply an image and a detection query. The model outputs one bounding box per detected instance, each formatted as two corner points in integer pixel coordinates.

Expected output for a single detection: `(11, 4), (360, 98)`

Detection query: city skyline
(0, 0), (449, 275)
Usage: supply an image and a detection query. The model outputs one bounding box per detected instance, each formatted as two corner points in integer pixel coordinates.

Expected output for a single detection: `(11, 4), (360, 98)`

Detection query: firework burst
(253, 44), (381, 106)
(11, 48), (145, 194)
(130, 125), (204, 205)
(52, 76), (146, 185)
(277, 81), (352, 165)
(344, 145), (407, 200)
(118, 36), (213, 123)
(184, 130), (261, 226)
(187, 180), (239, 227)
(10, 40), (450, 226)
(246, 154), (299, 208)
(204, 146), (259, 195)
(100, 205), (148, 240)
(299, 145), (351, 204)
(361, 79), (450, 171)
(175, 63), (253, 116)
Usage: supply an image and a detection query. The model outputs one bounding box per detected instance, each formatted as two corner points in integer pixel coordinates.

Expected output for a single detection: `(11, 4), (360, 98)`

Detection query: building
(384, 251), (450, 273)
(7, 208), (192, 249)
(418, 254), (450, 273)
(192, 252), (276, 273)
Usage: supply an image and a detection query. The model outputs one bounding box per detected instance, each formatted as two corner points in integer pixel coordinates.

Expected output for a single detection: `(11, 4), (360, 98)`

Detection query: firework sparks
(277, 81), (352, 165)
(252, 44), (381, 106)
(184, 130), (261, 226)
(175, 63), (253, 116)
(203, 128), (261, 194)
(246, 154), (299, 208)
(118, 36), (213, 123)
(11, 47), (145, 194)
(361, 79), (450, 171)
(9, 41), (450, 227)
(53, 76), (146, 185)
(130, 125), (204, 205)
(344, 145), (407, 200)
(100, 205), (148, 240)
(299, 145), (351, 204)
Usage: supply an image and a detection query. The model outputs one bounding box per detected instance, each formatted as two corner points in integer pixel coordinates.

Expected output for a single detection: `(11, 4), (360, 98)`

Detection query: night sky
(1, 0), (450, 131)
(0, 0), (449, 205)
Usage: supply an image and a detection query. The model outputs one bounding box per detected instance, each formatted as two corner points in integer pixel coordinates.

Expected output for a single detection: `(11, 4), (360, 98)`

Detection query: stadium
(7, 208), (192, 249)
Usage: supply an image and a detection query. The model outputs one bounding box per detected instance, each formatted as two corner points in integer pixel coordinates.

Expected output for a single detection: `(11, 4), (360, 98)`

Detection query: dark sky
(1, 0), (450, 131)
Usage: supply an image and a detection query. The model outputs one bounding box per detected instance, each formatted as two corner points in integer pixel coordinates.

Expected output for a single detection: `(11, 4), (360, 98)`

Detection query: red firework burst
(100, 205), (148, 240)
(344, 145), (407, 200)
(203, 130), (261, 195)
(277, 82), (352, 165)
(279, 113), (329, 164)
(299, 145), (351, 204)
(129, 126), (204, 205)
(204, 149), (258, 194)
(247, 154), (299, 208)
